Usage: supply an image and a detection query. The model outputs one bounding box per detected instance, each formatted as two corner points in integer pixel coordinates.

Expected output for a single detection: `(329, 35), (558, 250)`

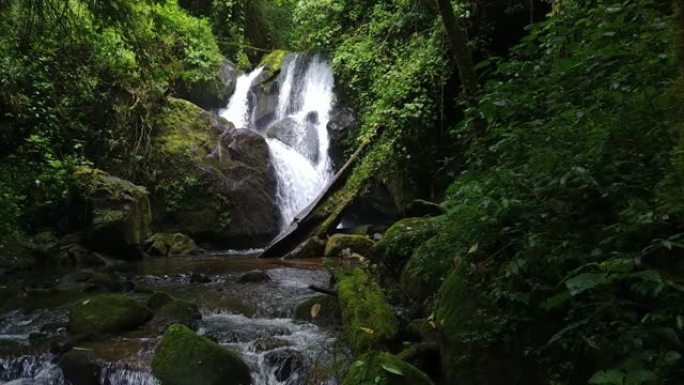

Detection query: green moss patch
(372, 217), (440, 276)
(324, 234), (375, 258)
(69, 294), (152, 336)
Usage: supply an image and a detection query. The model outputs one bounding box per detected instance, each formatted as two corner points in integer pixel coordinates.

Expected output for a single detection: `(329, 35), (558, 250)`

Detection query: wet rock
(145, 233), (204, 257)
(253, 337), (291, 352)
(405, 199), (446, 218)
(266, 117), (319, 163)
(294, 295), (341, 327)
(148, 292), (202, 331)
(283, 237), (326, 260)
(264, 349), (308, 382)
(152, 324), (252, 385)
(190, 273), (211, 284)
(68, 294), (152, 336)
(238, 270), (271, 283)
(59, 349), (101, 385)
(71, 167), (152, 259)
(149, 98), (281, 248)
(172, 60), (240, 111)
(326, 107), (357, 166)
(324, 234), (375, 259)
(28, 332), (48, 345)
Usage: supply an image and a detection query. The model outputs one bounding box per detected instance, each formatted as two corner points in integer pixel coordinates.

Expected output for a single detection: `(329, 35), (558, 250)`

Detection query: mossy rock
(324, 234), (375, 259)
(58, 349), (101, 385)
(342, 352), (434, 385)
(172, 60), (239, 111)
(258, 49), (288, 80)
(400, 233), (454, 303)
(293, 295), (341, 327)
(333, 266), (398, 353)
(148, 291), (202, 330)
(152, 324), (251, 385)
(372, 217), (440, 276)
(145, 233), (203, 257)
(68, 294), (152, 336)
(149, 98), (280, 248)
(72, 167), (152, 259)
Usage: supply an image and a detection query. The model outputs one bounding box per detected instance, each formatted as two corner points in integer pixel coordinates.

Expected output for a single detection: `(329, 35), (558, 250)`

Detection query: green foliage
(342, 352), (434, 385)
(0, 0), (223, 234)
(431, 0), (684, 383)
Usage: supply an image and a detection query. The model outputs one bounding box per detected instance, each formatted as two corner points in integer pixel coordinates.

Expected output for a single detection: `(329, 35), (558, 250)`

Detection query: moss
(68, 294), (152, 336)
(342, 352), (434, 385)
(152, 324), (251, 385)
(332, 266), (398, 353)
(400, 233), (457, 303)
(294, 295), (341, 326)
(258, 49), (288, 79)
(324, 234), (375, 258)
(372, 217), (441, 276)
(145, 233), (201, 257)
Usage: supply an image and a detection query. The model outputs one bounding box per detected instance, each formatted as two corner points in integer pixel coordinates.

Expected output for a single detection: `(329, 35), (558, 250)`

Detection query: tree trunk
(435, 0), (479, 98)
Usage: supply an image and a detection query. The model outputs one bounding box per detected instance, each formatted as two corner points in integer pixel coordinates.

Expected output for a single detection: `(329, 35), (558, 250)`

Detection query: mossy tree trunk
(435, 0), (479, 99)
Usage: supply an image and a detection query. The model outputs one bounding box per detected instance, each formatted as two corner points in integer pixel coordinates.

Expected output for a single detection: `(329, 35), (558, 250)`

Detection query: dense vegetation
(2, 0), (684, 384)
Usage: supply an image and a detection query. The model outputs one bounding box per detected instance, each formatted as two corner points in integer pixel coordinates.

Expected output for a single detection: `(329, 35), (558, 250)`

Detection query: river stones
(58, 349), (101, 385)
(324, 234), (375, 259)
(68, 294), (152, 336)
(293, 295), (341, 327)
(70, 167), (152, 259)
(282, 236), (326, 260)
(342, 352), (434, 385)
(264, 349), (308, 382)
(152, 324), (252, 385)
(238, 270), (271, 283)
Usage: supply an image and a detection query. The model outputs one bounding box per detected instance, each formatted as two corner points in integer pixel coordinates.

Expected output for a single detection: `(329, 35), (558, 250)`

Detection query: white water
(221, 67), (264, 129)
(219, 54), (335, 228)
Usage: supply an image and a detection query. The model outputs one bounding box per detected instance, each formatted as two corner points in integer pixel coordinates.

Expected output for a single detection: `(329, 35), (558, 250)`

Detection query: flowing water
(220, 54), (335, 227)
(0, 257), (343, 385)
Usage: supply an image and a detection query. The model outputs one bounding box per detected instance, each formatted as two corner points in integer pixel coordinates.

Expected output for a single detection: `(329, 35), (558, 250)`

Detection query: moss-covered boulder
(405, 199), (446, 218)
(68, 294), (152, 336)
(342, 352), (434, 385)
(145, 233), (203, 257)
(258, 49), (287, 81)
(372, 218), (440, 276)
(173, 60), (240, 111)
(150, 295), (202, 331)
(152, 324), (252, 385)
(149, 98), (280, 248)
(400, 233), (455, 303)
(333, 266), (398, 353)
(71, 167), (152, 259)
(294, 295), (341, 327)
(283, 236), (326, 260)
(324, 234), (375, 259)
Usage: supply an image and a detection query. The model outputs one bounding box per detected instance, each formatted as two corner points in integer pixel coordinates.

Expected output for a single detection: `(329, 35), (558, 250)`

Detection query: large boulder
(150, 98), (281, 248)
(71, 167), (152, 259)
(372, 217), (441, 276)
(152, 324), (252, 385)
(173, 60), (240, 111)
(324, 234), (375, 259)
(145, 233), (203, 257)
(147, 292), (202, 331)
(68, 294), (152, 336)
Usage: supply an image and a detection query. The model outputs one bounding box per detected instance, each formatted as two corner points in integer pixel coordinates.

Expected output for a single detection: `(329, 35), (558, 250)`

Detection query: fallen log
(258, 141), (370, 259)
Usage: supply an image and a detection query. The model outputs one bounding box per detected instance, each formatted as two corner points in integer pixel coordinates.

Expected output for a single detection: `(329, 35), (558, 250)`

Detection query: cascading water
(220, 54), (335, 228)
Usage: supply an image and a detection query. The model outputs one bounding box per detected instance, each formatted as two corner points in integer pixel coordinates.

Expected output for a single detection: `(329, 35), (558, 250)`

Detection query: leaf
(359, 327), (375, 335)
(381, 364), (404, 376)
(310, 303), (321, 319)
(588, 369), (624, 385)
(565, 273), (608, 295)
(468, 243), (479, 254)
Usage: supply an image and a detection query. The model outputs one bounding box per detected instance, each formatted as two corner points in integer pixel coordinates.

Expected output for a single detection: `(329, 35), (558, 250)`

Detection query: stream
(0, 255), (344, 385)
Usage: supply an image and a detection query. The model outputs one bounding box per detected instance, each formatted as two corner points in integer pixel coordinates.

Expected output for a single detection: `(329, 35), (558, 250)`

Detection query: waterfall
(219, 54), (335, 229)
